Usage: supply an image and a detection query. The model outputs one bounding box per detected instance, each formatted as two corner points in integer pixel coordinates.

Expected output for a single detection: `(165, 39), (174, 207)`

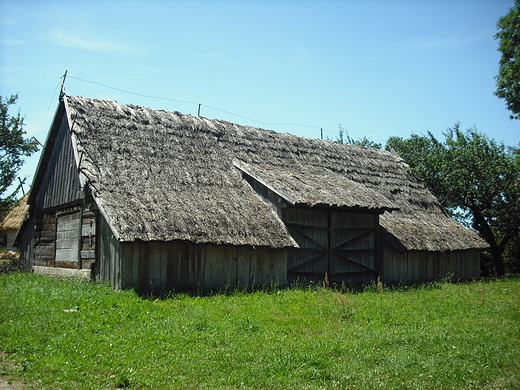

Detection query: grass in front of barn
(0, 273), (519, 390)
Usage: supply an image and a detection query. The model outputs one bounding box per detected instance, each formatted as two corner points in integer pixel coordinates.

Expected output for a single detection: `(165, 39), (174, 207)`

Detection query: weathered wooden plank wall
(29, 205), (95, 272)
(114, 241), (286, 292)
(96, 214), (122, 289)
(81, 212), (97, 270)
(17, 213), (35, 269)
(34, 116), (81, 210)
(382, 247), (480, 283)
(33, 212), (56, 267)
(20, 111), (85, 272)
(55, 209), (81, 268)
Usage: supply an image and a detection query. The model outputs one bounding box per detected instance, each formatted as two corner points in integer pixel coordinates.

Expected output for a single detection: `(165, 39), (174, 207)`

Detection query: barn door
(55, 208), (81, 269)
(284, 208), (378, 285)
(329, 212), (378, 284)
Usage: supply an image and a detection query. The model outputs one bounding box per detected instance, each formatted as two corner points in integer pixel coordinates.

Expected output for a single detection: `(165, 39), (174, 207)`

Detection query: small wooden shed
(0, 194), (28, 251)
(16, 95), (488, 290)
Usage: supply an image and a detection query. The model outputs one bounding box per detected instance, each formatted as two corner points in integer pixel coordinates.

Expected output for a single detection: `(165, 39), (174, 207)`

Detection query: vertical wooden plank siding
(80, 212), (97, 270)
(138, 242), (150, 292)
(21, 109), (84, 273)
(108, 242), (286, 291)
(18, 214), (36, 269)
(34, 116), (81, 210)
(382, 246), (480, 283)
(96, 213), (122, 289)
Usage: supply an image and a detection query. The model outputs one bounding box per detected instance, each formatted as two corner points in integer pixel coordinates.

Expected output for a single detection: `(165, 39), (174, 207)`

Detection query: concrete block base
(33, 266), (91, 280)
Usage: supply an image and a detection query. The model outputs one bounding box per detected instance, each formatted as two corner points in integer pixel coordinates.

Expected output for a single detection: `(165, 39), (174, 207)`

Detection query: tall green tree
(0, 94), (39, 218)
(495, 0), (520, 119)
(386, 124), (520, 275)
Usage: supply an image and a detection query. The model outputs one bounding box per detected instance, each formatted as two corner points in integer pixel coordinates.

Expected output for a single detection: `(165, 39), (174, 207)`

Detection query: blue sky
(1, 0), (518, 195)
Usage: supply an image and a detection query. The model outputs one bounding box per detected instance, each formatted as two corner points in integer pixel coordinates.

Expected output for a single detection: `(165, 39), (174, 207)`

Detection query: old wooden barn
(16, 95), (488, 290)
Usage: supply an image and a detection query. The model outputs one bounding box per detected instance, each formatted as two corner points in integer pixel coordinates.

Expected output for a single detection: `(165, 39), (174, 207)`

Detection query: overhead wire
(32, 77), (61, 137)
(66, 75), (338, 136)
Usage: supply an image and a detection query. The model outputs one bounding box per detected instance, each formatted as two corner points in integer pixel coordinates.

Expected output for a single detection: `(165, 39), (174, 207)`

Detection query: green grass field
(0, 272), (519, 390)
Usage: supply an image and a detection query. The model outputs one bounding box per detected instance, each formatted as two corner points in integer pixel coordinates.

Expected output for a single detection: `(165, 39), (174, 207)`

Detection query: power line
(32, 78), (61, 137)
(66, 75), (336, 136)
(67, 76), (198, 107)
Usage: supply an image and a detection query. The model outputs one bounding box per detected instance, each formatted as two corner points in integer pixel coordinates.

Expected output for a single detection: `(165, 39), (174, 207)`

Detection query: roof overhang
(234, 159), (398, 213)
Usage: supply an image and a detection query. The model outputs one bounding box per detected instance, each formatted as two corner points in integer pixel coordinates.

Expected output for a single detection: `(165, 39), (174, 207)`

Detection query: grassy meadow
(0, 272), (519, 390)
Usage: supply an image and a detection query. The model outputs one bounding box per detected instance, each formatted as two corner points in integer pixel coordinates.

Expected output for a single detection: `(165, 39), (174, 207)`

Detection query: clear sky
(1, 0), (518, 195)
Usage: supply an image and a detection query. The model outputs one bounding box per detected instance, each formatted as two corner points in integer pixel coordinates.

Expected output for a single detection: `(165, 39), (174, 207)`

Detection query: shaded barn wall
(284, 208), (380, 286)
(17, 214), (34, 268)
(120, 243), (286, 292)
(55, 208), (82, 268)
(30, 206), (97, 271)
(3, 230), (17, 251)
(33, 114), (82, 210)
(19, 112), (85, 270)
(382, 247), (481, 283)
(96, 213), (122, 288)
(34, 210), (59, 267)
(95, 213), (287, 291)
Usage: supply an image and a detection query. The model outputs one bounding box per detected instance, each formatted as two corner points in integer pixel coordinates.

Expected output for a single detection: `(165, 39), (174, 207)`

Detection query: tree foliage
(0, 94), (39, 218)
(386, 124), (520, 275)
(495, 0), (520, 119)
(334, 125), (382, 149)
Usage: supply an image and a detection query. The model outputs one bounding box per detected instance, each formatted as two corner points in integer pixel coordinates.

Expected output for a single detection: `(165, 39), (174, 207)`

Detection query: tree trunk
(490, 245), (505, 276)
(472, 209), (505, 276)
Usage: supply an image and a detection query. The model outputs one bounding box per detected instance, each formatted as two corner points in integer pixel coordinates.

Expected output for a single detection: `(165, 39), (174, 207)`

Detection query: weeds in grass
(0, 251), (26, 274)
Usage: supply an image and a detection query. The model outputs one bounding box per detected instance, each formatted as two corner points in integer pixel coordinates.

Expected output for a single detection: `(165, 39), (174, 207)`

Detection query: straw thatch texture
(66, 96), (488, 252)
(67, 97), (296, 248)
(222, 126), (487, 252)
(0, 194), (28, 231)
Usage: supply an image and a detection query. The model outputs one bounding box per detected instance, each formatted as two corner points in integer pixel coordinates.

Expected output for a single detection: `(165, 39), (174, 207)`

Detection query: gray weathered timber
(80, 212), (97, 269)
(55, 210), (81, 268)
(382, 247), (481, 283)
(96, 213), (121, 289)
(31, 113), (81, 210)
(33, 212), (56, 267)
(117, 240), (286, 292)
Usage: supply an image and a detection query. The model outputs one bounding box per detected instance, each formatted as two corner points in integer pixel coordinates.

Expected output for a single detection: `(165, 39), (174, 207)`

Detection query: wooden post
(60, 70), (68, 101)
(53, 210), (58, 268)
(77, 206), (83, 270)
(375, 213), (382, 282)
(327, 211), (332, 279)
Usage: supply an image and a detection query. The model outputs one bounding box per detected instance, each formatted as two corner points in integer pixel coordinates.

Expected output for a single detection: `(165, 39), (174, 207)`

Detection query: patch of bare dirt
(0, 378), (28, 390)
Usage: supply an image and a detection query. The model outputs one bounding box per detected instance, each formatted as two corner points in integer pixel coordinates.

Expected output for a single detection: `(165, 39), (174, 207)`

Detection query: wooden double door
(283, 208), (379, 285)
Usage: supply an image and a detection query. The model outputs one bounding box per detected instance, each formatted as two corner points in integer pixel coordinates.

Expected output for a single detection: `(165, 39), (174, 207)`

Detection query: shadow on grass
(133, 272), (520, 300)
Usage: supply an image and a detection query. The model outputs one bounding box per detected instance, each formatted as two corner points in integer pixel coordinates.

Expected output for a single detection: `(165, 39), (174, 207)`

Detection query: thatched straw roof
(65, 96), (487, 252)
(0, 194), (28, 231)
